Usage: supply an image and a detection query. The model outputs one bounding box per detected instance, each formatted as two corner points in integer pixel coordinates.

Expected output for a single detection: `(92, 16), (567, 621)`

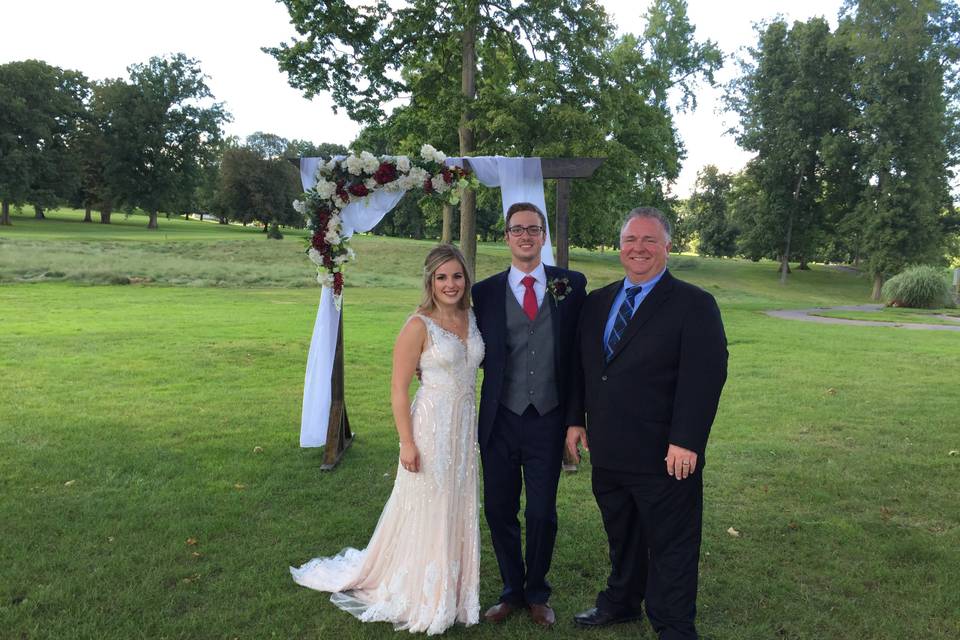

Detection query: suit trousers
(592, 466), (703, 640)
(481, 404), (564, 605)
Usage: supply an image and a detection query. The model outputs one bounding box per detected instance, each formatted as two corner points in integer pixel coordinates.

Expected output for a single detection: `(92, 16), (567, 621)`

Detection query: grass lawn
(1, 211), (958, 639)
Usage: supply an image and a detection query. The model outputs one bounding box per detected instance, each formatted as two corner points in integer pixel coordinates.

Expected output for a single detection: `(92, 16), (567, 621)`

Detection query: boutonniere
(546, 276), (571, 302)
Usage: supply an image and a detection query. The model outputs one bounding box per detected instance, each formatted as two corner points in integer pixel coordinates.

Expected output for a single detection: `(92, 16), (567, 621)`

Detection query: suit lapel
(490, 269), (510, 354)
(607, 271), (675, 365)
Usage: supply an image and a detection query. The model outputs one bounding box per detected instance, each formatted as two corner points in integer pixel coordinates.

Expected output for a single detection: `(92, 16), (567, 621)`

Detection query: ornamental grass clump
(881, 265), (952, 308)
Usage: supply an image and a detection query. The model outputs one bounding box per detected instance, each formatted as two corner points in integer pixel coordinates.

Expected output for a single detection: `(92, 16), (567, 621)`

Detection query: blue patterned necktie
(605, 285), (643, 361)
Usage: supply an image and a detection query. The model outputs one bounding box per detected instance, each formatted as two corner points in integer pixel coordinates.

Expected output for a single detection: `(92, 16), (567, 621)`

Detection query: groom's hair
(505, 202), (547, 230)
(419, 244), (473, 313)
(620, 207), (672, 243)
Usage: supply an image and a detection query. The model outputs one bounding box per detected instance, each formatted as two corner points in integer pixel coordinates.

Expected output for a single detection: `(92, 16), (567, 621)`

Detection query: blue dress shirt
(602, 269), (667, 348)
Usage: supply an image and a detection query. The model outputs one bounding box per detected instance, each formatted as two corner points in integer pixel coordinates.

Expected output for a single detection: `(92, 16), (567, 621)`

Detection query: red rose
(423, 177), (434, 194)
(348, 182), (369, 197)
(441, 168), (453, 184)
(373, 161), (398, 185)
(311, 230), (326, 251)
(333, 271), (344, 295)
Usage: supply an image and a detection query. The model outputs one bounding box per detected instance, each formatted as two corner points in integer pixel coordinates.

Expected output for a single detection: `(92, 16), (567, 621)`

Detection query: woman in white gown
(291, 244), (485, 635)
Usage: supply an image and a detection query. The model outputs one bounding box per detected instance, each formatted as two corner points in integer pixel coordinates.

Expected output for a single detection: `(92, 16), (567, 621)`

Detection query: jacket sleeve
(668, 292), (728, 455)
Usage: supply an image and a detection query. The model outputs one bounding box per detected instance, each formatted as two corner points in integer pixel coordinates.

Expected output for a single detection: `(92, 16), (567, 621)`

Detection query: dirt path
(764, 304), (960, 332)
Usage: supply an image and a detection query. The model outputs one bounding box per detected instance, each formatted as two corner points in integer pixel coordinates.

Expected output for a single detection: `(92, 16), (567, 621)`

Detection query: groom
(472, 202), (587, 627)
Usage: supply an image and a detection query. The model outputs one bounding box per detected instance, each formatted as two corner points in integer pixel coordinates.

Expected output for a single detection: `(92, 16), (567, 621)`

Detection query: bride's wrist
(399, 440), (415, 447)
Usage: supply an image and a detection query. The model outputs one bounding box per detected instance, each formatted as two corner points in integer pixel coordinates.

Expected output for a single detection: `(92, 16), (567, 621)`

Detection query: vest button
(601, 375), (608, 381)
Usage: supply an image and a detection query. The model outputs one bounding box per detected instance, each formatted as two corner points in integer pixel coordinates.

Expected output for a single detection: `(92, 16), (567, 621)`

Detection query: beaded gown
(291, 311), (485, 635)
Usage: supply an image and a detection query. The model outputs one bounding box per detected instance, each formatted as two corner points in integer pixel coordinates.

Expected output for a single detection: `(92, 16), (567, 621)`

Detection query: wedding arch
(294, 148), (603, 469)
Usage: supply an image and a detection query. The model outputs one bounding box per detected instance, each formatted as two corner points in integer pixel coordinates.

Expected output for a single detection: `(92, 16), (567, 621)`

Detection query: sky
(1, 0), (843, 197)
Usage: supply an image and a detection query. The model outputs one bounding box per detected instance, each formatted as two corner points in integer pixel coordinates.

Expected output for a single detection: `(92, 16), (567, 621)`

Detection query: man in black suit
(472, 202), (587, 627)
(566, 207), (727, 640)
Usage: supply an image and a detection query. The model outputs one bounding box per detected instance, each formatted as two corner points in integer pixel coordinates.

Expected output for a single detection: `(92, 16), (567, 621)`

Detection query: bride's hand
(399, 442), (421, 473)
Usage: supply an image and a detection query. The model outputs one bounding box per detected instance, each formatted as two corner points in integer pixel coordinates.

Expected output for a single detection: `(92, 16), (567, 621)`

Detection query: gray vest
(500, 285), (559, 415)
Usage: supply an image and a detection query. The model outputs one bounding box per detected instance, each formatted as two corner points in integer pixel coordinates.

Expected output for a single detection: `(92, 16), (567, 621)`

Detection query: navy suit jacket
(567, 270), (728, 473)
(472, 265), (587, 451)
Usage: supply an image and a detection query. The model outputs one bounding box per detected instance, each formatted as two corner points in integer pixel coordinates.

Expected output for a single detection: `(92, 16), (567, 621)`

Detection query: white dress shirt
(508, 263), (547, 309)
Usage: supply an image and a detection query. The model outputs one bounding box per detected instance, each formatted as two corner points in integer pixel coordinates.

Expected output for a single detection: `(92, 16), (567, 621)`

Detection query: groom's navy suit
(472, 264), (586, 606)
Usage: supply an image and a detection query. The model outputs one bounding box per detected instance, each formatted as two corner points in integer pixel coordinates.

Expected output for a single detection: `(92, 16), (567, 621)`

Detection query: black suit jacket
(472, 265), (587, 451)
(567, 270), (727, 473)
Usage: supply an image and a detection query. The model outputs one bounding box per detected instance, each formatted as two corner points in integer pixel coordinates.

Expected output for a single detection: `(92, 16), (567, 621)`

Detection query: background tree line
(687, 0), (960, 298)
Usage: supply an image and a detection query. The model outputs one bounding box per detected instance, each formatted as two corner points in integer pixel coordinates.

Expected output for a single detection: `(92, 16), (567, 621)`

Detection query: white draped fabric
(447, 156), (555, 266)
(298, 156), (550, 447)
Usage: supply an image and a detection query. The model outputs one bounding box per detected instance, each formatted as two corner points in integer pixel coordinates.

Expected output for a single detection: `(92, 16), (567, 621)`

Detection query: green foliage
(726, 17), (854, 278)
(0, 59), (89, 223)
(881, 264), (953, 308)
(100, 53), (228, 228)
(688, 165), (737, 257)
(218, 146), (303, 230)
(839, 0), (958, 286)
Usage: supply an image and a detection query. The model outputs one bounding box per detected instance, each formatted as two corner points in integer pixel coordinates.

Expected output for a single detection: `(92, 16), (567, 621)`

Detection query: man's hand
(665, 444), (698, 480)
(565, 426), (589, 464)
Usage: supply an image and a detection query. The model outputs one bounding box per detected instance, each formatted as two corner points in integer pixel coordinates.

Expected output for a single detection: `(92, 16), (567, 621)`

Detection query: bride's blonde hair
(419, 244), (472, 313)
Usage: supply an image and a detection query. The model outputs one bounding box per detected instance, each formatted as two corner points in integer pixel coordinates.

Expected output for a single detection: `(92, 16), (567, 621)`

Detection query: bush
(881, 265), (951, 308)
(266, 223), (284, 240)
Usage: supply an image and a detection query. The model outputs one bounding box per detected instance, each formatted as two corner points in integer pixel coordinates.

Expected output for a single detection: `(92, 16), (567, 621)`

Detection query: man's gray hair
(619, 207), (672, 243)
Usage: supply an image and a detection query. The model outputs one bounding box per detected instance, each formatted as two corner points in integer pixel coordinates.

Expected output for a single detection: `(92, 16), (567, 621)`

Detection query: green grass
(1, 212), (958, 639)
(811, 308), (960, 326)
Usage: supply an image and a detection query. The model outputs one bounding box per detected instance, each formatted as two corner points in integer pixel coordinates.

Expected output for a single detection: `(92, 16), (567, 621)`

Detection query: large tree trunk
(457, 9), (478, 275)
(99, 206), (112, 224)
(34, 205), (45, 220)
(780, 170), (804, 284)
(1, 200), (10, 226)
(798, 255), (810, 270)
(218, 216), (228, 225)
(147, 210), (159, 229)
(871, 273), (884, 301)
(441, 202), (453, 244)
(83, 205), (92, 223)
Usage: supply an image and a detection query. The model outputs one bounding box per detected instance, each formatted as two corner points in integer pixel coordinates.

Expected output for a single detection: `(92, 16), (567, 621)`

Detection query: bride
(291, 244), (485, 634)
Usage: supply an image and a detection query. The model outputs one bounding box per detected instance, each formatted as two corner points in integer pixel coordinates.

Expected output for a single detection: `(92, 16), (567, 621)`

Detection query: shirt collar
(509, 262), (547, 288)
(622, 267), (666, 294)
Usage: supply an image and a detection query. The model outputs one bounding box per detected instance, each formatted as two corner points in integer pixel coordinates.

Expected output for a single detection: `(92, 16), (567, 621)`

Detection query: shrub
(881, 265), (951, 308)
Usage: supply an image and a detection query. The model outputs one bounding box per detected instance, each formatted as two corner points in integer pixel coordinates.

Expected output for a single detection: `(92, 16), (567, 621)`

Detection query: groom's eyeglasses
(507, 225), (545, 237)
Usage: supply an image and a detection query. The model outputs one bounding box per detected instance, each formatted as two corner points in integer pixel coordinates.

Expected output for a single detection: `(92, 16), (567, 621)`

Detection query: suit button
(601, 375), (608, 381)
(529, 370), (534, 375)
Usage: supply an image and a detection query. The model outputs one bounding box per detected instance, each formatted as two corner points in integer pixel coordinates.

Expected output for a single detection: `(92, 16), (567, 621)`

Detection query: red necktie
(521, 275), (538, 321)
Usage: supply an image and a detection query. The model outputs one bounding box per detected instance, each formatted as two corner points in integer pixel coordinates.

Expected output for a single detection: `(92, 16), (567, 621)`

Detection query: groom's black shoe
(573, 607), (642, 628)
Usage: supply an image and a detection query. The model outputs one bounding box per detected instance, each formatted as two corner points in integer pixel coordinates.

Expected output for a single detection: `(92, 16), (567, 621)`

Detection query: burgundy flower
(333, 271), (344, 295)
(348, 182), (370, 197)
(423, 177), (434, 194)
(373, 161), (398, 185)
(311, 230), (326, 251)
(441, 168), (453, 184)
(336, 180), (349, 203)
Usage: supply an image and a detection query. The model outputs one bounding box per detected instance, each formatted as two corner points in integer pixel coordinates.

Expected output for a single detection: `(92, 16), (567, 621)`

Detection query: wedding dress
(291, 311), (485, 634)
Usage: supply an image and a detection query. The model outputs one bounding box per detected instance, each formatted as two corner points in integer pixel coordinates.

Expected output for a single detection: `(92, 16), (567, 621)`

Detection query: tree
(101, 54), (228, 229)
(727, 17), (854, 282)
(268, 0), (629, 270)
(218, 146), (303, 232)
(246, 131), (289, 159)
(0, 60), (88, 225)
(840, 0), (959, 298)
(688, 165), (737, 257)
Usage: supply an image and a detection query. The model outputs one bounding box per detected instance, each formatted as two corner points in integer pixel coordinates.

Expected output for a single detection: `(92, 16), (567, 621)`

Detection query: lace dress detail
(291, 310), (485, 635)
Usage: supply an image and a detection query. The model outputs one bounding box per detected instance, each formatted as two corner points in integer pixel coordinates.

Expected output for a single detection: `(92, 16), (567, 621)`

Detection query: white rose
(307, 248), (324, 266)
(408, 167), (428, 184)
(420, 144), (437, 160)
(292, 199), (307, 215)
(360, 151), (380, 173)
(396, 156), (411, 173)
(316, 180), (337, 200)
(345, 155), (364, 175)
(365, 177), (378, 190)
(431, 175), (448, 193)
(325, 229), (341, 245)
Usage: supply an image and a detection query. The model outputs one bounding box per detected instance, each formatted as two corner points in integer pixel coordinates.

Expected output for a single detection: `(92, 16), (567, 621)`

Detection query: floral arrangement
(293, 145), (478, 308)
